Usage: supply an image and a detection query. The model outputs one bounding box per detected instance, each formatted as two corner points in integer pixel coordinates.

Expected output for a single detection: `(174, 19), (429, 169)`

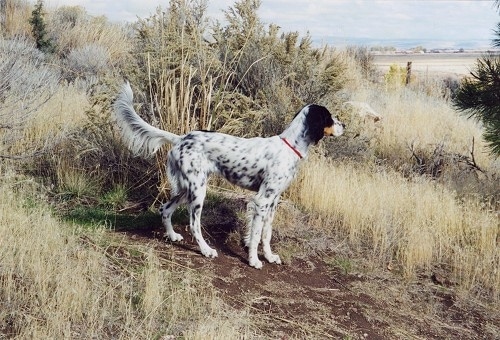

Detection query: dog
(113, 82), (344, 268)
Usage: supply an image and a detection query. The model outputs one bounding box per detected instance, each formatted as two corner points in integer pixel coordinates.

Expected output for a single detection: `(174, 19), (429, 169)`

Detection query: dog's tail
(113, 82), (182, 157)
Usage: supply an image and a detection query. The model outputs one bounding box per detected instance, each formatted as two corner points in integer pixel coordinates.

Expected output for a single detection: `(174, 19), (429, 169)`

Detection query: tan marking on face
(324, 126), (334, 136)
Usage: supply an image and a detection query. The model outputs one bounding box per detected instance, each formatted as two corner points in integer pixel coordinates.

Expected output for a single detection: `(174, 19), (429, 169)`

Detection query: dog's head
(304, 104), (345, 144)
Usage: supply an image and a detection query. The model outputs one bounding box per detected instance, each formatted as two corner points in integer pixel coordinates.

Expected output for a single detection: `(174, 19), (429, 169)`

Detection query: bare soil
(114, 193), (500, 339)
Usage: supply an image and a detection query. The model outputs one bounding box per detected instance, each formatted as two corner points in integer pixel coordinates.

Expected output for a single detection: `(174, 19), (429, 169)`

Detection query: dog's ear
(304, 104), (334, 144)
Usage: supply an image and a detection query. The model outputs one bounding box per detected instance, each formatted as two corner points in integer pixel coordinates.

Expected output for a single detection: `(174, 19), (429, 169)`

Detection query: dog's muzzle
(324, 122), (345, 137)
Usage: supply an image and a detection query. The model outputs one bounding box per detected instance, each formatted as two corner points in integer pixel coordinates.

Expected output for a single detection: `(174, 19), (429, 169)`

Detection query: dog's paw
(165, 232), (184, 242)
(265, 253), (282, 265)
(201, 247), (218, 258)
(249, 258), (263, 269)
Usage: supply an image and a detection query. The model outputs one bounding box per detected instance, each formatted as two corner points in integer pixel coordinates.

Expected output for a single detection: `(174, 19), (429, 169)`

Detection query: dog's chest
(209, 145), (270, 191)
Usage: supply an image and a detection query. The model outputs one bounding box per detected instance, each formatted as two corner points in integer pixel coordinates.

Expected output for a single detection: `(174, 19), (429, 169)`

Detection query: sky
(41, 0), (500, 48)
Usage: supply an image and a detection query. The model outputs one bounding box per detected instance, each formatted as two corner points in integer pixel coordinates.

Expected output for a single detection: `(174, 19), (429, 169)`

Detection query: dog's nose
(341, 123), (346, 129)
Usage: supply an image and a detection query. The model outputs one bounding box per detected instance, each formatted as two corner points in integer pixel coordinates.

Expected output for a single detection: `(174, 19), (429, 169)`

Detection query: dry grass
(1, 0), (32, 37)
(47, 6), (132, 66)
(0, 169), (250, 338)
(345, 85), (488, 163)
(262, 81), (499, 301)
(290, 157), (499, 300)
(379, 93), (486, 164)
(14, 84), (89, 153)
(0, 36), (60, 155)
(336, 84), (499, 199)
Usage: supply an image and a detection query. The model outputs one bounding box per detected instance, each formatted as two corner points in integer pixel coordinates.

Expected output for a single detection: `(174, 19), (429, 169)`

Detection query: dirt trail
(117, 198), (499, 339)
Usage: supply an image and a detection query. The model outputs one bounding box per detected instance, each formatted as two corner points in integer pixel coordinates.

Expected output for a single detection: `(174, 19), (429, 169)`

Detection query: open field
(373, 52), (486, 76)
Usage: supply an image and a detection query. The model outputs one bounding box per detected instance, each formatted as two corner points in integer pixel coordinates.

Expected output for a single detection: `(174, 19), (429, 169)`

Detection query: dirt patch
(113, 195), (499, 339)
(206, 255), (387, 339)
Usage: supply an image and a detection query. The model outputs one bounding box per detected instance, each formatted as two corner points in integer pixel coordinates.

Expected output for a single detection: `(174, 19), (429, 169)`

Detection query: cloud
(41, 0), (499, 43)
(259, 0), (498, 42)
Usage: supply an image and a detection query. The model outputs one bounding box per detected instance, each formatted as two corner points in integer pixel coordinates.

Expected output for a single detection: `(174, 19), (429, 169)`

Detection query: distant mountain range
(314, 37), (495, 50)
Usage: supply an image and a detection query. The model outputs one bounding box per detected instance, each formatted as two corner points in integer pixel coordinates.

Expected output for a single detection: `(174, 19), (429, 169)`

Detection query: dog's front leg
(247, 196), (275, 269)
(262, 196), (282, 265)
(248, 213), (264, 269)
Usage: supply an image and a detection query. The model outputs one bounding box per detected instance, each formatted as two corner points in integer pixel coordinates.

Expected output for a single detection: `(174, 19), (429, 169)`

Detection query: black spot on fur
(264, 188), (275, 199)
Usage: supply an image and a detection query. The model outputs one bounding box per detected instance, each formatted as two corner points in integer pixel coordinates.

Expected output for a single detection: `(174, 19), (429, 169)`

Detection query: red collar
(281, 138), (303, 159)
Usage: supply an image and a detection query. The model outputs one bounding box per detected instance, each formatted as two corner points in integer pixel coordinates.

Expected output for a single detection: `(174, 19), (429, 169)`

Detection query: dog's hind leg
(187, 179), (218, 258)
(243, 200), (256, 248)
(159, 193), (185, 242)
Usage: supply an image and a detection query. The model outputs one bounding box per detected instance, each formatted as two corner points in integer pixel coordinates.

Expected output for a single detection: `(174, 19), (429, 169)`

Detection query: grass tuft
(0, 168), (250, 338)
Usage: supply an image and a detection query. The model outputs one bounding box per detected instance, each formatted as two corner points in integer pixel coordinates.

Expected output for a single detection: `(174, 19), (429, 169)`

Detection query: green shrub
(384, 63), (406, 89)
(29, 0), (54, 53)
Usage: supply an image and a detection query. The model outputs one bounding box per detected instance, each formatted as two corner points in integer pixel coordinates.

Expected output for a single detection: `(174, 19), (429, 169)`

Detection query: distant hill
(315, 37), (494, 50)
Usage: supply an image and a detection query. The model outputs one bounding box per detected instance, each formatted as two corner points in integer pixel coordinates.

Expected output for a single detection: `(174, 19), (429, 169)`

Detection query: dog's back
(169, 131), (297, 192)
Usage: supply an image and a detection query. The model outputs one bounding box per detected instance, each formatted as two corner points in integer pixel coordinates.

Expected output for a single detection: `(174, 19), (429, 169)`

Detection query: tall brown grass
(290, 158), (498, 300)
(0, 169), (250, 338)
(14, 84), (88, 152)
(1, 0), (31, 37)
(343, 80), (500, 202)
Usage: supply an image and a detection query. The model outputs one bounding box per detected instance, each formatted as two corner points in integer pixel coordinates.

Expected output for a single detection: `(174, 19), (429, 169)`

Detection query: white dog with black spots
(114, 82), (344, 268)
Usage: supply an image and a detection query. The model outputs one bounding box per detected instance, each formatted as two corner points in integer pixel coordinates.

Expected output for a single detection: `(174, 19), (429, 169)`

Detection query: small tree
(453, 4), (500, 157)
(29, 0), (53, 53)
(454, 56), (500, 156)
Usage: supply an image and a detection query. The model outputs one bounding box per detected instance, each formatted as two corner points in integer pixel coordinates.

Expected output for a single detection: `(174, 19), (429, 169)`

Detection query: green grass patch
(326, 256), (354, 275)
(63, 206), (151, 230)
(62, 205), (190, 232)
